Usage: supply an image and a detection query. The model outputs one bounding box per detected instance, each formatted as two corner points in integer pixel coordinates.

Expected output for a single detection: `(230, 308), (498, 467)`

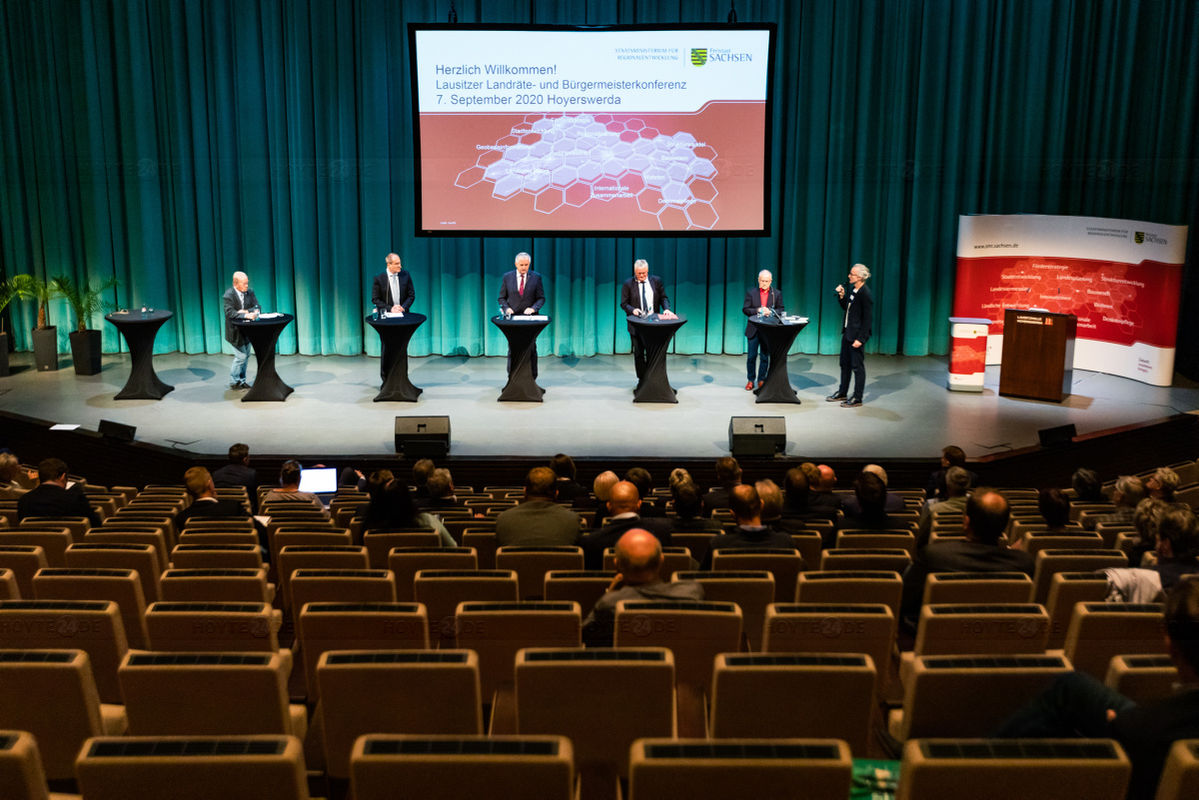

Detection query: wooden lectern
(998, 309), (1076, 402)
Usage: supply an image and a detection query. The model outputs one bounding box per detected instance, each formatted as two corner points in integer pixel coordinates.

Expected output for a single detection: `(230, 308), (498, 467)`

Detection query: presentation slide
(409, 25), (774, 235)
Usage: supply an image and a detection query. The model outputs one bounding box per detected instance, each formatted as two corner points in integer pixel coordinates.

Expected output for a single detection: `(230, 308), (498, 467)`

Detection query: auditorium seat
(454, 600), (581, 733)
(64, 543), (161, 603)
(709, 548), (803, 603)
(669, 533), (716, 566)
(1155, 740), (1199, 800)
(159, 567), (274, 603)
(1, 526), (73, 566)
(20, 516), (90, 538)
(175, 530), (260, 547)
(169, 543), (264, 570)
(350, 735), (573, 800)
(1062, 602), (1168, 680)
(1095, 523), (1137, 549)
(496, 546), (586, 599)
(0, 568), (17, 599)
(1069, 502), (1115, 522)
(362, 530), (442, 569)
(796, 570), (903, 620)
(84, 528), (170, 572)
(272, 529), (352, 565)
(317, 650), (483, 779)
(289, 568), (396, 627)
(604, 547), (694, 581)
(1044, 571), (1110, 648)
(628, 738), (853, 800)
(275, 544), (369, 610)
(834, 530), (917, 554)
(33, 567), (150, 649)
(901, 604), (1050, 686)
(0, 650), (126, 780)
(144, 601), (283, 655)
(118, 651), (304, 738)
(895, 738), (1130, 800)
(818, 548), (911, 574)
(515, 647), (675, 793)
(0, 600), (127, 703)
(543, 570), (615, 618)
(108, 514), (177, 547)
(921, 571), (1033, 606)
(413, 569), (519, 645)
(297, 602), (429, 702)
(1104, 653), (1178, 703)
(788, 531), (824, 573)
(888, 654), (1072, 742)
(0, 730), (57, 800)
(388, 547), (477, 601)
(74, 735), (309, 800)
(674, 570), (774, 651)
(615, 600), (741, 737)
(461, 529), (499, 569)
(0, 545), (47, 597)
(762, 603), (896, 685)
(710, 653), (875, 754)
(1031, 549), (1128, 605)
(1021, 530), (1105, 557)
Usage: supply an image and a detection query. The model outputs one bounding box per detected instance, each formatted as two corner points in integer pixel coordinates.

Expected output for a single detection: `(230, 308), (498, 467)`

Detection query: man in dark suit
(175, 466), (262, 548)
(370, 252), (416, 381)
(995, 576), (1199, 800)
(498, 251), (546, 378)
(900, 488), (1034, 624)
(620, 259), (676, 385)
(16, 458), (100, 526)
(223, 270), (260, 390)
(827, 262), (872, 407)
(579, 481), (672, 570)
(703, 483), (796, 569)
(742, 269), (785, 391)
(211, 442), (258, 511)
(495, 467), (581, 548)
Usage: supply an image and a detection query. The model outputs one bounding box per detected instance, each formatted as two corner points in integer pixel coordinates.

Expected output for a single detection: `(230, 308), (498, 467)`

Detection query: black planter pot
(0, 331), (9, 377)
(32, 326), (59, 372)
(69, 328), (102, 375)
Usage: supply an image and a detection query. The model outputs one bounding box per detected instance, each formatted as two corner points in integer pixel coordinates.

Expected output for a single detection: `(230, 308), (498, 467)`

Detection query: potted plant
(52, 274), (119, 376)
(26, 275), (59, 372)
(0, 274), (36, 377)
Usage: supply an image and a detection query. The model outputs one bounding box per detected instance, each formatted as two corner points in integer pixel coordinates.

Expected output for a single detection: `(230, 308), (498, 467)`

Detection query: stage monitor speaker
(98, 419), (136, 443)
(1038, 423), (1076, 448)
(728, 416), (786, 457)
(394, 416), (450, 457)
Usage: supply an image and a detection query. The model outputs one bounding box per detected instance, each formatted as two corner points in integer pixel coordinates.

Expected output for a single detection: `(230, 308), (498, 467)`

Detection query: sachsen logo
(690, 48), (707, 66)
(690, 47), (753, 66)
(1135, 231), (1168, 245)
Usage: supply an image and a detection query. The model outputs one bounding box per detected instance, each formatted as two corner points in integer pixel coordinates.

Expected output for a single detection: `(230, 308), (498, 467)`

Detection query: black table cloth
(629, 315), (687, 404)
(367, 312), (427, 402)
(491, 315), (550, 402)
(748, 317), (808, 404)
(105, 309), (174, 400)
(232, 314), (295, 402)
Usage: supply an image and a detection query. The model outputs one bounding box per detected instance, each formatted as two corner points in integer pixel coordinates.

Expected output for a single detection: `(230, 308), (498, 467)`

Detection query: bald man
(579, 480), (673, 569)
(581, 528), (704, 647)
(223, 270), (260, 389)
(371, 252), (417, 381)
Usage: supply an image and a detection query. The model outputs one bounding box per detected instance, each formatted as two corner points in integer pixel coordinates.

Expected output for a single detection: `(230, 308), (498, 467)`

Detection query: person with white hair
(619, 258), (676, 385)
(222, 270), (260, 390)
(827, 262), (872, 407)
(742, 268), (785, 391)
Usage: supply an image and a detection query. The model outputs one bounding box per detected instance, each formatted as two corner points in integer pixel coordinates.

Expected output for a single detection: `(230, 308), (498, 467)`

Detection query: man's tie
(390, 274), (399, 305)
(518, 273), (525, 295)
(640, 281), (648, 313)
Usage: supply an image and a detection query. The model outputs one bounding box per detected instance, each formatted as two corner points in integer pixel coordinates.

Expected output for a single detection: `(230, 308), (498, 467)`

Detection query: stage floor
(1, 350), (1196, 460)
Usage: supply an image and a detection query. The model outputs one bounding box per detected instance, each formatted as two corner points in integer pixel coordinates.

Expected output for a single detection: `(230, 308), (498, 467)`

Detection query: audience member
(702, 483), (796, 568)
(0, 452), (37, 499)
(1083, 475), (1145, 530)
(419, 467), (463, 511)
(261, 459), (326, 514)
(901, 489), (1033, 625)
(411, 458), (435, 500)
(16, 458), (99, 526)
(1128, 498), (1170, 568)
(175, 466), (257, 544)
(1072, 467), (1105, 502)
(807, 463), (843, 517)
(582, 470), (620, 527)
(362, 470), (453, 546)
(549, 453), (587, 503)
(669, 478), (722, 533)
(916, 466), (971, 548)
(581, 528), (704, 647)
(995, 578), (1199, 800)
(840, 471), (894, 530)
(211, 442), (258, 511)
(757, 478), (807, 536)
(625, 467), (665, 517)
(495, 467), (581, 547)
(703, 456), (742, 515)
(1145, 467), (1180, 503)
(579, 481), (672, 569)
(1038, 487), (1072, 532)
(842, 464), (905, 515)
(925, 445), (978, 502)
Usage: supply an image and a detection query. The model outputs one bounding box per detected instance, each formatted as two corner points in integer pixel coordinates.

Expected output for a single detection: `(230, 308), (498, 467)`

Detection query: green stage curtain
(1, 0), (1197, 370)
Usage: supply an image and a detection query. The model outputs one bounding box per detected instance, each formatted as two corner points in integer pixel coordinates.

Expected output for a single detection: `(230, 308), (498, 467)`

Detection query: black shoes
(840, 398), (863, 408)
(229, 380), (251, 390)
(826, 393), (847, 402)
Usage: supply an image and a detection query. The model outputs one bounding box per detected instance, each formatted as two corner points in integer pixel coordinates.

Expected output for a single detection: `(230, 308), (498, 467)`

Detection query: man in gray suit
(223, 271), (259, 389)
(495, 466), (581, 547)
